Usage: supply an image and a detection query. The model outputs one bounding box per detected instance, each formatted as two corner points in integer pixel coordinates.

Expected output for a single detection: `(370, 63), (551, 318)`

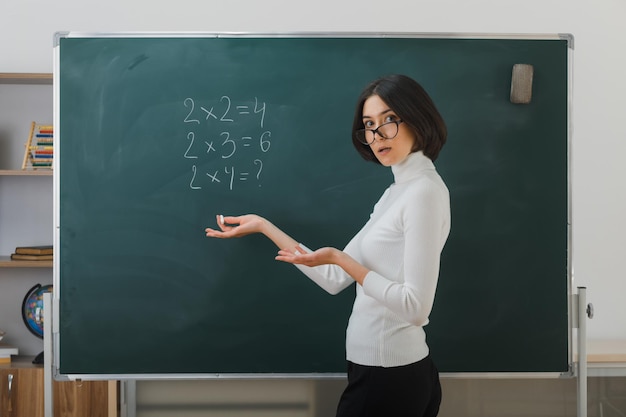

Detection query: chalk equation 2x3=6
(183, 130), (272, 160)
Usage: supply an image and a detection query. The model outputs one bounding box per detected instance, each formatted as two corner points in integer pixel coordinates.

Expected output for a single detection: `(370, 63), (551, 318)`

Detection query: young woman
(205, 74), (450, 417)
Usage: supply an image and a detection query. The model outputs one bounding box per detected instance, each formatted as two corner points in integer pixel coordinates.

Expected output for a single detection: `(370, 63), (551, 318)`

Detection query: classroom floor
(132, 377), (626, 417)
(438, 377), (625, 417)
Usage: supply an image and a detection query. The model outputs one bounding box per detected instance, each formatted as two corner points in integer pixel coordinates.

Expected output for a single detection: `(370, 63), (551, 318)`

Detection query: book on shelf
(0, 344), (19, 364)
(10, 253), (53, 261)
(14, 245), (53, 255)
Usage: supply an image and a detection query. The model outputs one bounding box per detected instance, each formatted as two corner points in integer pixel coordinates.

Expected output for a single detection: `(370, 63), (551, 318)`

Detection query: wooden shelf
(0, 73), (53, 85)
(0, 362), (118, 417)
(0, 169), (52, 176)
(0, 356), (39, 369)
(0, 256), (52, 268)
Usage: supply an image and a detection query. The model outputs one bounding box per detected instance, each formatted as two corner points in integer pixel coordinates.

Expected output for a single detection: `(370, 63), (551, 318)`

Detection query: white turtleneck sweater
(296, 151), (450, 367)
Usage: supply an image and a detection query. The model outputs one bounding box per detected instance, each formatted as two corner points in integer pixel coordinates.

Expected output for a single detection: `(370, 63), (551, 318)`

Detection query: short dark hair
(351, 74), (447, 163)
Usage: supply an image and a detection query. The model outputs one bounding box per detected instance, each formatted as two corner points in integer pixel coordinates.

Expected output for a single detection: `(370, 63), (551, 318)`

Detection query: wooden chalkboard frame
(52, 32), (573, 380)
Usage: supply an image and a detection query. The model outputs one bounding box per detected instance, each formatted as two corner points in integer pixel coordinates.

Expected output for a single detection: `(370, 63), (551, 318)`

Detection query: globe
(21, 284), (53, 338)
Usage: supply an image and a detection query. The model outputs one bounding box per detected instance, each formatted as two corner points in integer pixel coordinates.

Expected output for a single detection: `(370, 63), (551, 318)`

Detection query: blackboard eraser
(510, 64), (534, 104)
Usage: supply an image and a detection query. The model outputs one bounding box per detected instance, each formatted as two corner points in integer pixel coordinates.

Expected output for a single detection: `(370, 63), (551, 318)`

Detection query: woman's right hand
(205, 214), (266, 239)
(205, 214), (300, 254)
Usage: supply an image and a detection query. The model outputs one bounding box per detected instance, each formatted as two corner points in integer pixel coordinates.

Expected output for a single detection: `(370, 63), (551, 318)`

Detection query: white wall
(2, 0), (625, 343)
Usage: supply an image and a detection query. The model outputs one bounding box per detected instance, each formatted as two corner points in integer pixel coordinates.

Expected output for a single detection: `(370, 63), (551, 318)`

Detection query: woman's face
(362, 95), (416, 167)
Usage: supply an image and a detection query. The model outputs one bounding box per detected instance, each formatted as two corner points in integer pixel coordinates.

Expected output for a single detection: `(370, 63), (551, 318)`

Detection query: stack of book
(10, 245), (53, 261)
(30, 124), (54, 168)
(0, 344), (19, 365)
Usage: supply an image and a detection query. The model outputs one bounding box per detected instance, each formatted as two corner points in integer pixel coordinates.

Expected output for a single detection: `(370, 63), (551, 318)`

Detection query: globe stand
(33, 351), (44, 364)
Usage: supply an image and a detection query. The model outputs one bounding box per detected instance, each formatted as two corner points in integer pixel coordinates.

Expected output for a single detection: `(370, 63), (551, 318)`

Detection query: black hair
(351, 74), (447, 163)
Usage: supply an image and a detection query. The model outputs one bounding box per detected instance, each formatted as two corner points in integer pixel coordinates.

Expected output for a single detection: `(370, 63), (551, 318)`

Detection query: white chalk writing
(182, 96), (271, 191)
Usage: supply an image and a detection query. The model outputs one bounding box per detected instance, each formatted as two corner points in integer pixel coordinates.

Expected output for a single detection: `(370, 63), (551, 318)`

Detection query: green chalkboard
(55, 34), (570, 376)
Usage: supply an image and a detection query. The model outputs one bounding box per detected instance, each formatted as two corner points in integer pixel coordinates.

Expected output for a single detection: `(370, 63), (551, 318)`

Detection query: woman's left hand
(277, 245), (370, 285)
(275, 245), (340, 267)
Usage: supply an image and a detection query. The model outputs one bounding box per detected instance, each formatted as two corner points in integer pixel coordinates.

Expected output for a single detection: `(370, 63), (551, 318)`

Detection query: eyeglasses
(355, 120), (404, 145)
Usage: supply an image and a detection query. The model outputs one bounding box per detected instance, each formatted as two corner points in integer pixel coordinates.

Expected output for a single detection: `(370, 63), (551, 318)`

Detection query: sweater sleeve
(291, 188), (392, 295)
(361, 180), (450, 326)
(293, 243), (355, 295)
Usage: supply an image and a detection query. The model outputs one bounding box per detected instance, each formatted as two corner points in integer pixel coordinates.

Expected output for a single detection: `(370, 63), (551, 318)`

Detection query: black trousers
(336, 355), (442, 417)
